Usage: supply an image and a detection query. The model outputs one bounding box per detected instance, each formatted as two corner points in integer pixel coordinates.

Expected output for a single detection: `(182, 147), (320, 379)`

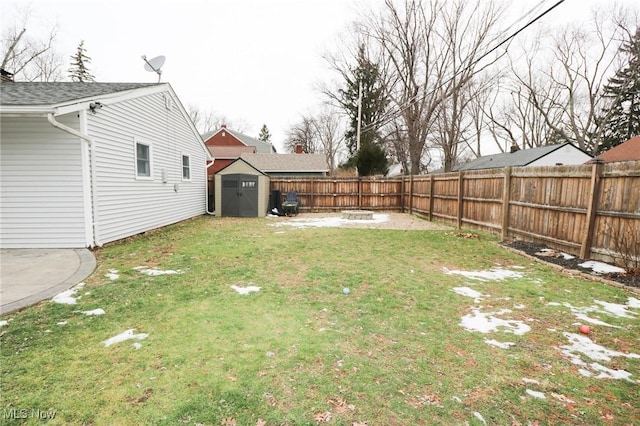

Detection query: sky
(0, 0), (635, 153)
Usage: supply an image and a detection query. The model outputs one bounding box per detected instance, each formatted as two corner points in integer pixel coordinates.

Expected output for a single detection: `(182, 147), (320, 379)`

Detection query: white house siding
(529, 145), (592, 167)
(0, 116), (87, 248)
(88, 90), (207, 245)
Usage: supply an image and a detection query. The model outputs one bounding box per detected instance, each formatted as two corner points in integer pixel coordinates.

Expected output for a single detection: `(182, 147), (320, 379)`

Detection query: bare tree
(285, 115), (318, 154)
(354, 0), (506, 173)
(188, 105), (247, 135)
(1, 5), (62, 81)
(510, 11), (630, 153)
(312, 109), (345, 171)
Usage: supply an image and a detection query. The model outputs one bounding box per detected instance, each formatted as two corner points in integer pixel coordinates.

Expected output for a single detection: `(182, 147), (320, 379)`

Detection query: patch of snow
(590, 362), (635, 381)
(103, 329), (149, 347)
(451, 286), (485, 303)
(484, 339), (515, 349)
(560, 332), (640, 362)
(81, 308), (105, 316)
(460, 309), (531, 335)
(443, 267), (524, 281)
(594, 300), (637, 318)
(132, 342), (143, 350)
(578, 260), (625, 274)
(547, 301), (630, 327)
(526, 389), (546, 399)
(56, 321), (67, 326)
(105, 269), (119, 280)
(473, 412), (487, 425)
(135, 267), (183, 276)
(0, 320), (8, 327)
(52, 283), (85, 305)
(628, 297), (640, 309)
(452, 396), (462, 403)
(522, 378), (541, 385)
(231, 285), (261, 295)
(513, 304), (526, 310)
(272, 213), (389, 229)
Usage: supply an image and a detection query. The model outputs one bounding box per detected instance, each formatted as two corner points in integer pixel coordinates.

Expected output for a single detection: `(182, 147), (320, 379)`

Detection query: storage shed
(214, 158), (270, 217)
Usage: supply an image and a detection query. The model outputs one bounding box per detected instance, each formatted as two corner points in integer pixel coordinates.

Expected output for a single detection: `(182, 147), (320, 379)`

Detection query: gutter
(47, 113), (102, 247)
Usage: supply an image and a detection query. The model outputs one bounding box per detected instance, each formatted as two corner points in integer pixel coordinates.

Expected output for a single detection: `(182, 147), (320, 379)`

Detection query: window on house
(182, 155), (191, 180)
(136, 141), (151, 178)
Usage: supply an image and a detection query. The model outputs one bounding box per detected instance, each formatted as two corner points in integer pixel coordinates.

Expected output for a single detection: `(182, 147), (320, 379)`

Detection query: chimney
(221, 124), (227, 129)
(510, 143), (520, 153)
(295, 144), (304, 154)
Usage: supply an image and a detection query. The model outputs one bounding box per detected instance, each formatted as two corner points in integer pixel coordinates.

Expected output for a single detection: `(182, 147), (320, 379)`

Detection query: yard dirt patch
(270, 212), (451, 231)
(503, 240), (640, 291)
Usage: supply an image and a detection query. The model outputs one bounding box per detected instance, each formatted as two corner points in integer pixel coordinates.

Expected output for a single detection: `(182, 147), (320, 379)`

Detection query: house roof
(240, 153), (329, 173)
(202, 127), (276, 153)
(456, 142), (587, 171)
(594, 136), (640, 162)
(0, 82), (159, 106)
(208, 145), (255, 158)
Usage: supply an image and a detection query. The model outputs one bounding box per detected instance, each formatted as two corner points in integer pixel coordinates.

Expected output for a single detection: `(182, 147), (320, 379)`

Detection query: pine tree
(596, 28), (640, 154)
(337, 45), (389, 175)
(257, 124), (271, 142)
(68, 40), (94, 82)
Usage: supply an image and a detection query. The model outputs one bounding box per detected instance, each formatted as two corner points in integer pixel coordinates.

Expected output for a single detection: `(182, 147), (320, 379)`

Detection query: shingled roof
(594, 136), (640, 163)
(202, 127), (276, 154)
(240, 153), (328, 173)
(456, 142), (588, 171)
(0, 82), (159, 106)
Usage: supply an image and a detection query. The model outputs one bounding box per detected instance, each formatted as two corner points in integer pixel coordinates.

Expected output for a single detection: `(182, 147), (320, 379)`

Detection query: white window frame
(181, 153), (191, 181)
(134, 138), (153, 180)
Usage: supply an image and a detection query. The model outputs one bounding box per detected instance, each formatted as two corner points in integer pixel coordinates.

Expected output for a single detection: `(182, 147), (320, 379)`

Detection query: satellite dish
(141, 55), (165, 82)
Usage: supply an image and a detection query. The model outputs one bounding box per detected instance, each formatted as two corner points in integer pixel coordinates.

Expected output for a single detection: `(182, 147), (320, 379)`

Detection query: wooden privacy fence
(270, 160), (640, 264)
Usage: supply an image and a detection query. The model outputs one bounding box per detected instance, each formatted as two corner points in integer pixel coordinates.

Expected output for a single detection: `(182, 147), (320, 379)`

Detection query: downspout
(206, 160), (215, 215)
(47, 113), (102, 247)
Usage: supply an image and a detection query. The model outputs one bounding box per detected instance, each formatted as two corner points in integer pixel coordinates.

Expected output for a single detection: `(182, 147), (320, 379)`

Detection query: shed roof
(456, 142), (586, 171)
(240, 153), (329, 173)
(594, 136), (640, 162)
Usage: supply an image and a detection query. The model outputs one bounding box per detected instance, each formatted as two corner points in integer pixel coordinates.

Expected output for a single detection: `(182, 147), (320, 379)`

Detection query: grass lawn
(1, 214), (638, 425)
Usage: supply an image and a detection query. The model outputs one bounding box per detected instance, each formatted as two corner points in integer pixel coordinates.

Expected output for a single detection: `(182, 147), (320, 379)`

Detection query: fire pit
(341, 210), (374, 220)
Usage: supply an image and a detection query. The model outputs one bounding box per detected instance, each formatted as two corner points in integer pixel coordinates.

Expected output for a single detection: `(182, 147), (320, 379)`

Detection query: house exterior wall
(0, 116), (87, 248)
(529, 145), (592, 167)
(88, 90), (208, 245)
(205, 130), (244, 147)
(214, 161), (270, 217)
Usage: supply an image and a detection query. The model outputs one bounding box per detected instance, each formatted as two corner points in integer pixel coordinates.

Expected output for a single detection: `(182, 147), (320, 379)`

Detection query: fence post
(428, 174), (434, 221)
(580, 160), (604, 259)
(310, 178), (315, 212)
(358, 177), (362, 209)
(501, 167), (512, 241)
(457, 171), (464, 229)
(409, 175), (414, 215)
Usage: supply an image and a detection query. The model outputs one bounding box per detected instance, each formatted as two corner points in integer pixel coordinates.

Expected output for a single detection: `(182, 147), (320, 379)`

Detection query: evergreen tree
(257, 124), (272, 142)
(68, 40), (94, 82)
(337, 45), (389, 175)
(596, 28), (640, 154)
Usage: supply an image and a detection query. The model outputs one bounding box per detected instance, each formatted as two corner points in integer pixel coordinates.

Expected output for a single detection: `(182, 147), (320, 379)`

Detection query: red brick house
(203, 125), (276, 175)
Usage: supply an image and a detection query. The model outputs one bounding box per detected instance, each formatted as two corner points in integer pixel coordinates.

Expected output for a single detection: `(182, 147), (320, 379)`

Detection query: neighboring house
(455, 142), (592, 171)
(0, 82), (211, 249)
(239, 153), (329, 177)
(203, 125), (276, 174)
(592, 136), (640, 163)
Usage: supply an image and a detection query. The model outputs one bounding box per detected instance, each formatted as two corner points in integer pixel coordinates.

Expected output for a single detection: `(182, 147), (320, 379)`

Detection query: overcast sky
(1, 0), (635, 152)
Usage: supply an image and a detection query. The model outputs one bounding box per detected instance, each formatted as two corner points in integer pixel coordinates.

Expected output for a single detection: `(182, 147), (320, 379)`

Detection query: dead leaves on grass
(312, 396), (359, 424)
